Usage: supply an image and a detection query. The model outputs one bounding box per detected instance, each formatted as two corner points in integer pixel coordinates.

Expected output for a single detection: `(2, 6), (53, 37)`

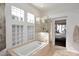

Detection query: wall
(5, 3), (41, 49)
(42, 6), (79, 52)
(0, 3), (6, 51)
(0, 3), (7, 56)
(67, 12), (79, 52)
(4, 3), (79, 55)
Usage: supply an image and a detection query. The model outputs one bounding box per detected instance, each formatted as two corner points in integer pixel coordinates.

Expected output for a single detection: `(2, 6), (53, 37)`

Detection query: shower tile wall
(0, 4), (6, 51)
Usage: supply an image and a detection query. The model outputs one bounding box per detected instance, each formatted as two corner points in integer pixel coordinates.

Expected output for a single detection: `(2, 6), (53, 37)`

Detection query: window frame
(27, 12), (35, 24)
(11, 6), (24, 21)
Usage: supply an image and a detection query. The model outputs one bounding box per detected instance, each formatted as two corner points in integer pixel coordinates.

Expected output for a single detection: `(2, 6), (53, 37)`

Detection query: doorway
(55, 20), (66, 47)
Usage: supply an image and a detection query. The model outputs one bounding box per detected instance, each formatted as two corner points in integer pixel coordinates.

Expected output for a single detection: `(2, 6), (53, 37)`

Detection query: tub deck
(7, 41), (52, 56)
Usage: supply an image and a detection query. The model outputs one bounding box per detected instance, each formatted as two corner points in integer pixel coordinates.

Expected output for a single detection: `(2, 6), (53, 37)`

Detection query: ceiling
(31, 3), (79, 12)
(31, 3), (57, 11)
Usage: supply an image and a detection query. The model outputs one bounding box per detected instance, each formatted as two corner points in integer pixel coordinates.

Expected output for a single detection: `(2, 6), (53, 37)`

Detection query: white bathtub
(8, 41), (48, 56)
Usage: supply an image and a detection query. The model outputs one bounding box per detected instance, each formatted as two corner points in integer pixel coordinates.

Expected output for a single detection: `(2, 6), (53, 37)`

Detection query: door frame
(50, 16), (67, 48)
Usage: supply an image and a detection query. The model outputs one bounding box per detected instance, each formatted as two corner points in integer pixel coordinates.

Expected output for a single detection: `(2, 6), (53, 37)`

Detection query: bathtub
(7, 41), (48, 56)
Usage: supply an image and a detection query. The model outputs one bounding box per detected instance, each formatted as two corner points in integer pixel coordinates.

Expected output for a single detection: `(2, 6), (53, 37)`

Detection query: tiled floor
(0, 46), (79, 56)
(53, 50), (79, 56)
(52, 46), (79, 56)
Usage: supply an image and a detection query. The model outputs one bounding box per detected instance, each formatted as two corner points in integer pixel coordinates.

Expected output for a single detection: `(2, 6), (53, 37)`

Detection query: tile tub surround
(32, 42), (53, 56)
(7, 32), (54, 56)
(7, 41), (51, 56)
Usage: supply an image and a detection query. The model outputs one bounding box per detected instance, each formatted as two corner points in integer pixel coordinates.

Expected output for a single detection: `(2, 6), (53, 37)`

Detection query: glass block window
(27, 13), (35, 24)
(12, 25), (23, 47)
(36, 17), (40, 24)
(27, 13), (35, 40)
(12, 25), (16, 46)
(11, 6), (24, 21)
(27, 26), (35, 40)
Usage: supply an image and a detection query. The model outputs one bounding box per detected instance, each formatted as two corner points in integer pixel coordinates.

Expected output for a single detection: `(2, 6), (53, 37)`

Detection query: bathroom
(0, 3), (79, 56)
(0, 3), (54, 56)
